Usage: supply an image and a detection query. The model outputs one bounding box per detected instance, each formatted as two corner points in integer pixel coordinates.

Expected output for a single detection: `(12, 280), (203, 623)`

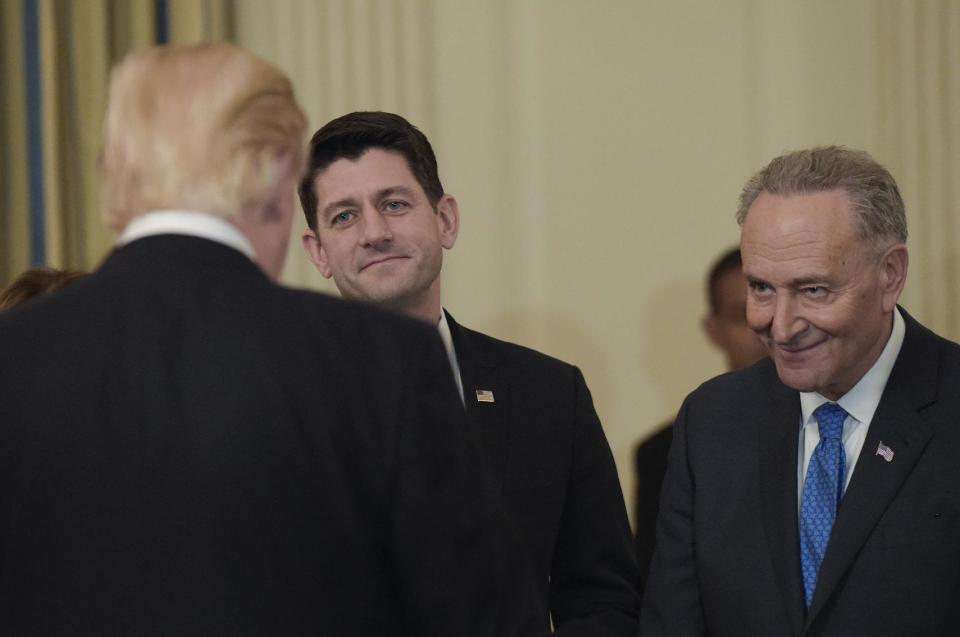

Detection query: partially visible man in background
(299, 111), (640, 635)
(0, 43), (543, 636)
(633, 247), (766, 578)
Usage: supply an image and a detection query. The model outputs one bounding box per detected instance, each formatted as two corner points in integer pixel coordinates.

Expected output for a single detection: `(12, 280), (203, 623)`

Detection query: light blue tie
(799, 402), (848, 608)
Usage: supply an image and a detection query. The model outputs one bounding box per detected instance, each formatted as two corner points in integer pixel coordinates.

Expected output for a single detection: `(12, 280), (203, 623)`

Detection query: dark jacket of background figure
(0, 235), (546, 637)
(633, 422), (673, 580)
(447, 312), (641, 636)
(640, 309), (960, 636)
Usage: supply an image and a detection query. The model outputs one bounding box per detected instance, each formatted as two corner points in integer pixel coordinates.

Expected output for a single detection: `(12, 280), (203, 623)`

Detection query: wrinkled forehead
(742, 190), (858, 247)
(740, 190), (873, 280)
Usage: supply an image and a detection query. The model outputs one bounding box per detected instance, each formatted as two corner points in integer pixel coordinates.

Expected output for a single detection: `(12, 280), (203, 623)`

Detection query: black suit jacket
(640, 309), (960, 636)
(0, 235), (545, 636)
(447, 313), (640, 635)
(633, 422), (673, 580)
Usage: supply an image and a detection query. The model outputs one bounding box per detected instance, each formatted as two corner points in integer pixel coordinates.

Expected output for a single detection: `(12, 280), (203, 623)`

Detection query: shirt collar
(800, 307), (906, 426)
(436, 308), (465, 405)
(117, 210), (256, 260)
(437, 309), (456, 360)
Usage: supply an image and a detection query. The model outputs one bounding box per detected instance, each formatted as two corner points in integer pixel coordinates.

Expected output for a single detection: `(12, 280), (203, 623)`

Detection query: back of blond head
(100, 42), (307, 232)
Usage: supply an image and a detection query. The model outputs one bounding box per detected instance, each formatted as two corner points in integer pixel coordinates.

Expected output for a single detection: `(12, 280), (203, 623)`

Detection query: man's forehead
(743, 189), (854, 229)
(314, 148), (422, 201)
(742, 189), (858, 246)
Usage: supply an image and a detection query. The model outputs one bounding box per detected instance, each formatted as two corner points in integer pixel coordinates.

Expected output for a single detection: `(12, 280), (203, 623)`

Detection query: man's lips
(359, 255), (408, 272)
(771, 338), (829, 362)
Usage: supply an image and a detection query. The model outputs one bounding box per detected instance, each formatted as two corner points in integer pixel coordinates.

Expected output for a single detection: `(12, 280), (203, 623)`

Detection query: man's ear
(436, 194), (460, 250)
(879, 243), (908, 313)
(302, 228), (333, 278)
(702, 313), (722, 348)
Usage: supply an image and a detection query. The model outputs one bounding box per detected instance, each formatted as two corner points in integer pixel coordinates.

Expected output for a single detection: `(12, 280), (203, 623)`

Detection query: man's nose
(360, 210), (393, 247)
(769, 293), (806, 345)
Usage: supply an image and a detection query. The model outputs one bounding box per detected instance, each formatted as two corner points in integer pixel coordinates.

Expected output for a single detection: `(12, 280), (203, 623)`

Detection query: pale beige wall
(234, 0), (960, 523)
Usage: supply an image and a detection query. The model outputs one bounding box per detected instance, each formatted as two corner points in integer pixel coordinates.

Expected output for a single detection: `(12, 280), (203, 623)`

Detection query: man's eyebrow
(788, 276), (830, 288)
(321, 197), (359, 220)
(375, 185), (417, 200)
(744, 274), (830, 287)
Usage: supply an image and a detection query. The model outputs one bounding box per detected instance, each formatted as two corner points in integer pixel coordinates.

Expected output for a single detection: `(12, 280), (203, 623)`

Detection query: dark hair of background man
(706, 247), (743, 314)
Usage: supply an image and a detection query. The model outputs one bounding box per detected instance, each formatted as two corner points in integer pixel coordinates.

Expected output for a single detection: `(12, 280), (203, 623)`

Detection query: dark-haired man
(641, 146), (960, 636)
(300, 111), (640, 635)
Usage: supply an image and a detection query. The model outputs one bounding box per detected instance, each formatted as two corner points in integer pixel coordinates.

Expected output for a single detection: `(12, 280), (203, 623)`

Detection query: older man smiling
(641, 146), (960, 637)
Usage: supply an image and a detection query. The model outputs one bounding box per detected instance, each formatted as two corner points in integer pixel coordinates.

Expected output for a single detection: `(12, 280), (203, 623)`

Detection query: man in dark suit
(0, 43), (544, 636)
(299, 111), (640, 635)
(641, 146), (960, 636)
(633, 247), (766, 579)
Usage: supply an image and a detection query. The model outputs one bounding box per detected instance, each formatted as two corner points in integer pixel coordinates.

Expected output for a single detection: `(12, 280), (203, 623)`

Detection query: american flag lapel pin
(475, 389), (495, 403)
(876, 441), (895, 462)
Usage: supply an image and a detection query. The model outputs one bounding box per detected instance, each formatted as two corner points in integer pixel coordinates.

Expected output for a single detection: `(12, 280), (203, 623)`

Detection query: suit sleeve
(389, 329), (548, 637)
(639, 397), (708, 635)
(548, 368), (642, 636)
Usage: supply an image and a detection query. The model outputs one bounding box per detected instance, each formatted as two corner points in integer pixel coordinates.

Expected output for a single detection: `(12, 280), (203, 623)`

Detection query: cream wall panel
(528, 0), (755, 501)
(234, 0), (959, 520)
(432, 0), (541, 324)
(875, 0), (960, 342)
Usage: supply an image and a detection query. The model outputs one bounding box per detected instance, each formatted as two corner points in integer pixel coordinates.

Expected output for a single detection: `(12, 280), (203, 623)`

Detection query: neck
(390, 278), (442, 325)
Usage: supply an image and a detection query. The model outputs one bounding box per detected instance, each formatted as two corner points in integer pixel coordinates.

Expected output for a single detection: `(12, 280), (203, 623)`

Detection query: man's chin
(772, 362), (820, 394)
(348, 283), (419, 313)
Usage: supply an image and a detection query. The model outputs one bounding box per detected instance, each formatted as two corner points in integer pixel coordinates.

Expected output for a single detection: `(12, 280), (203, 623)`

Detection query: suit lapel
(446, 311), (510, 494)
(757, 366), (806, 637)
(805, 311), (939, 628)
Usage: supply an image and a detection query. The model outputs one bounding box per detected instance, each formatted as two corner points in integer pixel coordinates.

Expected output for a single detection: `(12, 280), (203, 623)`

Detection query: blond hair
(100, 42), (307, 231)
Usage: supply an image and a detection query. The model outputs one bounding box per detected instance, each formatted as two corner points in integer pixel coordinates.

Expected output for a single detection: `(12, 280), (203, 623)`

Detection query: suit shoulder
(457, 324), (580, 379)
(684, 357), (778, 409)
(281, 286), (437, 344)
(930, 326), (960, 367)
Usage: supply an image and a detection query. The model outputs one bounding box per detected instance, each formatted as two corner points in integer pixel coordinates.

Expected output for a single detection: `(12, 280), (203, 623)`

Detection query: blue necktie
(799, 402), (848, 608)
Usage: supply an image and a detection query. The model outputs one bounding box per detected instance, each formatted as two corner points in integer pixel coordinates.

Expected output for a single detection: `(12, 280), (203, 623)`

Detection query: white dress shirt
(117, 209), (256, 260)
(437, 309), (465, 405)
(797, 308), (906, 507)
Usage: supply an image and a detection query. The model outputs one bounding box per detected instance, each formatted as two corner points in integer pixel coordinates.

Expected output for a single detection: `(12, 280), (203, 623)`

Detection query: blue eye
(384, 200), (407, 212)
(331, 211), (355, 226)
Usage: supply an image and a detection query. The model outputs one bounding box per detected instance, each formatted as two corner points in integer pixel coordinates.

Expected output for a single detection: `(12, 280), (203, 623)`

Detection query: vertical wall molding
(877, 0), (960, 341)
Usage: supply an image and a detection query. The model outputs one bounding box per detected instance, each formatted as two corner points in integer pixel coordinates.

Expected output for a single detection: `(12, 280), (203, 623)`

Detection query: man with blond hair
(641, 146), (960, 636)
(0, 43), (543, 636)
